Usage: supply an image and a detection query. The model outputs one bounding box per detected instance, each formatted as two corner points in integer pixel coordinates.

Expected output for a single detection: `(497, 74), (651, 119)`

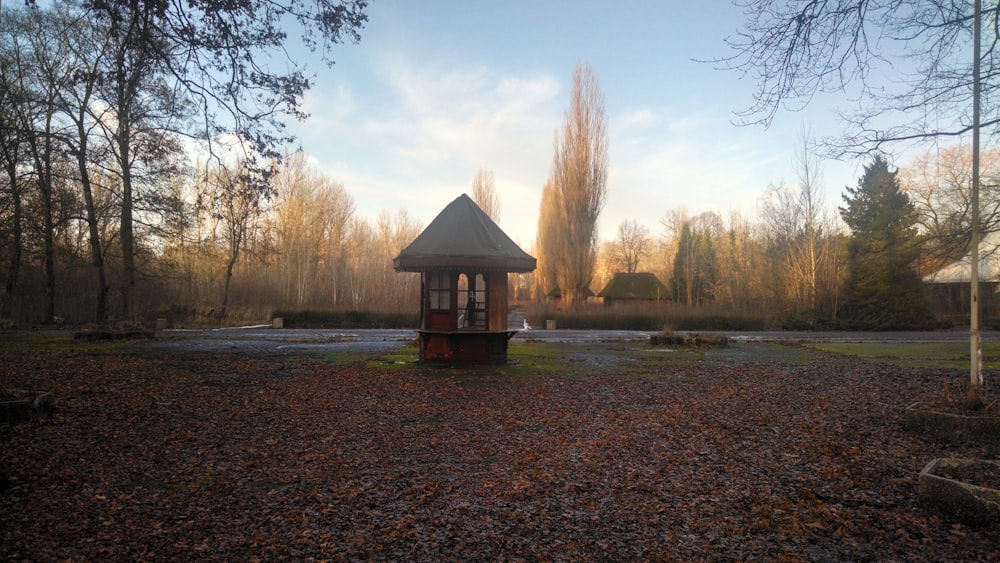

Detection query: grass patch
(807, 341), (1000, 370)
(320, 342), (572, 378)
(322, 341), (820, 377)
(508, 342), (584, 375)
(418, 343), (575, 381)
(367, 345), (421, 368)
(320, 343), (421, 368)
(631, 342), (815, 373)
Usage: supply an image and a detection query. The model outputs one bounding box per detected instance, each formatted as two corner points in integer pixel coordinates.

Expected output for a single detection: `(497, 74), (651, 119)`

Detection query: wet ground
(7, 326), (1000, 560)
(134, 326), (1000, 357)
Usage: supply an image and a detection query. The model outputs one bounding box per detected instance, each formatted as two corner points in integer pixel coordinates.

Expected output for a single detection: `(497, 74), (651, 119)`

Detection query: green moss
(508, 342), (578, 375)
(323, 341), (817, 380)
(318, 344), (419, 367)
(807, 341), (1000, 370)
(635, 342), (813, 368)
(407, 342), (572, 381)
(366, 345), (421, 368)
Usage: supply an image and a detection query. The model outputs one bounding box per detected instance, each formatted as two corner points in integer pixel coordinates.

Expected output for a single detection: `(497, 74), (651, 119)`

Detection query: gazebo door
(458, 273), (487, 330)
(425, 270), (453, 330)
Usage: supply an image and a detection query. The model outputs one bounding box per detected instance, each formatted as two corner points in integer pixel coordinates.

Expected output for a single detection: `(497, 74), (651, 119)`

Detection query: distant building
(596, 272), (670, 307)
(923, 240), (1000, 323)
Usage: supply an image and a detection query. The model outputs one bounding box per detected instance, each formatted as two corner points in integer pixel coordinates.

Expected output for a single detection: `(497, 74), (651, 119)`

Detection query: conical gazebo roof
(393, 194), (536, 273)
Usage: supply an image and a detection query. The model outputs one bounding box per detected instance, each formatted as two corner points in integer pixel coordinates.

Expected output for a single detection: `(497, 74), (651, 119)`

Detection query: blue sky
(290, 0), (866, 244)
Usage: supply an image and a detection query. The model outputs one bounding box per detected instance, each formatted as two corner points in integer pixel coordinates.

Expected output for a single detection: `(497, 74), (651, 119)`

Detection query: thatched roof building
(597, 272), (669, 306)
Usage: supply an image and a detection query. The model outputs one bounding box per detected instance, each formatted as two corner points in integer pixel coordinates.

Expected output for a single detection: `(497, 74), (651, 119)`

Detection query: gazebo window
(471, 273), (487, 328)
(428, 271), (450, 311)
(458, 272), (487, 329)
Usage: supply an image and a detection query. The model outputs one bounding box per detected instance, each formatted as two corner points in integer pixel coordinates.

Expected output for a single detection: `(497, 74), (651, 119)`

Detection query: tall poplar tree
(471, 168), (500, 222)
(840, 156), (935, 330)
(542, 62), (608, 310)
(533, 179), (559, 302)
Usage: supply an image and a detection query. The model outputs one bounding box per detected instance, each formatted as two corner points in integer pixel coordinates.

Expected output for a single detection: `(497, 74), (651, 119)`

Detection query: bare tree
(81, 0), (368, 170)
(0, 14), (32, 320)
(759, 127), (833, 315)
(0, 0), (368, 324)
(47, 6), (118, 323)
(901, 144), (1000, 267)
(544, 62), (609, 310)
(343, 216), (375, 308)
(19, 1), (190, 321)
(3, 7), (70, 324)
(199, 161), (267, 319)
(613, 219), (651, 273)
(793, 126), (824, 312)
(271, 152), (353, 308)
(375, 208), (422, 311)
(719, 1), (995, 155)
(656, 208), (688, 283)
(533, 178), (559, 302)
(791, 128), (828, 311)
(715, 212), (761, 313)
(471, 168), (500, 222)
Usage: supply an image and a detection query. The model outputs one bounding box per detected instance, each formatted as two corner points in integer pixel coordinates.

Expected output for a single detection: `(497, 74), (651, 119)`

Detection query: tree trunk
(219, 224), (244, 320)
(34, 111), (56, 324)
(1, 155), (22, 320)
(41, 178), (54, 323)
(76, 119), (108, 323)
(118, 122), (135, 320)
(220, 250), (237, 319)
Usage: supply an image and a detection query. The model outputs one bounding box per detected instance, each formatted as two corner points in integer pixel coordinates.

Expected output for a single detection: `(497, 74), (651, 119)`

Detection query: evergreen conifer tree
(840, 156), (935, 330)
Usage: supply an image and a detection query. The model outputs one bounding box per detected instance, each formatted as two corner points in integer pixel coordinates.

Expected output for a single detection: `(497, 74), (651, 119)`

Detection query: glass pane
(428, 272), (450, 310)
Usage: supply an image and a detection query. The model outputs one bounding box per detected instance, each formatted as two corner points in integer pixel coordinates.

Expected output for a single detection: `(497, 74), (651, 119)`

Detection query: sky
(288, 0), (869, 245)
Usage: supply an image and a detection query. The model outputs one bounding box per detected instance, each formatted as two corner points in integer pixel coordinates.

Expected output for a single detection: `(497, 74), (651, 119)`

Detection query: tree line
(585, 141), (1000, 331)
(0, 0), (369, 325)
(1, 3), (994, 330)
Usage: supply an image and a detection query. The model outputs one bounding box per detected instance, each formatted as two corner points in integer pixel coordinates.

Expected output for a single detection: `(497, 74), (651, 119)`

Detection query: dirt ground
(2, 337), (999, 561)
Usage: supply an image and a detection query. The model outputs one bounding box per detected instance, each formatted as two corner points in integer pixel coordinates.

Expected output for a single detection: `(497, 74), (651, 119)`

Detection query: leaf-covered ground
(2, 340), (999, 561)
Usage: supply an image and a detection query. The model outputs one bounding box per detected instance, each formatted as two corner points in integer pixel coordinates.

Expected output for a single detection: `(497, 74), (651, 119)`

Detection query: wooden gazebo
(393, 194), (536, 363)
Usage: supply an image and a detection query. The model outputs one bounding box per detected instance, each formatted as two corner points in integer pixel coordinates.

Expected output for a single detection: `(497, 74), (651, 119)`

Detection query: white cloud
(599, 107), (790, 237)
(375, 56), (561, 172)
(619, 108), (661, 128)
(291, 53), (567, 242)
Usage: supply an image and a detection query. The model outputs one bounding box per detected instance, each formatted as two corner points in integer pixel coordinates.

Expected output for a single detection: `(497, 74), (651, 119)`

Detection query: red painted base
(416, 330), (518, 364)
